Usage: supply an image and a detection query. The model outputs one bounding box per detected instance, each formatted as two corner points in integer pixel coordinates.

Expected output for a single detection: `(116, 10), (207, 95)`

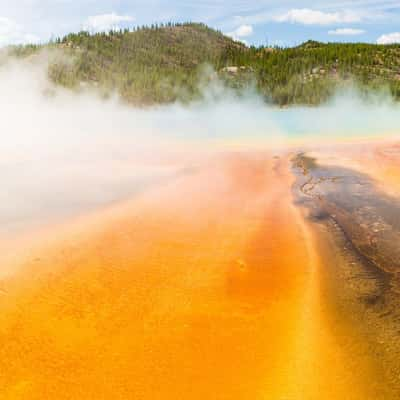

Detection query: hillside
(10, 22), (400, 105)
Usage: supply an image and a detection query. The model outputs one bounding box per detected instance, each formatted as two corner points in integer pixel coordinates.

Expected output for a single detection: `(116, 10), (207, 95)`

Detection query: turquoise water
(150, 97), (400, 143)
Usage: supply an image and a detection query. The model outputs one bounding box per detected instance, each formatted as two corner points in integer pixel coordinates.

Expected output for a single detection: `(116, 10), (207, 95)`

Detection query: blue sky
(0, 0), (400, 47)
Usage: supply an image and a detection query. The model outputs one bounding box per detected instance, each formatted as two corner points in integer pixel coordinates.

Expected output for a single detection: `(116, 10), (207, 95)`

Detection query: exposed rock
(221, 66), (239, 74)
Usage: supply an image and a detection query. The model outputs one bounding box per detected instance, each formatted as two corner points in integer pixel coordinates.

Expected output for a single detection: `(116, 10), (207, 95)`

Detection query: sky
(0, 0), (400, 47)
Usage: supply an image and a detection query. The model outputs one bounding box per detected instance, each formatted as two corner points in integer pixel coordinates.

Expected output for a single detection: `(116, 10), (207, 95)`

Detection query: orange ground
(0, 153), (385, 399)
(368, 143), (400, 195)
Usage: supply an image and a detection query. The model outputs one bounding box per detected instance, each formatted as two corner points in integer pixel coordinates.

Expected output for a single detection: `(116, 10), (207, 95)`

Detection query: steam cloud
(1, 53), (399, 236)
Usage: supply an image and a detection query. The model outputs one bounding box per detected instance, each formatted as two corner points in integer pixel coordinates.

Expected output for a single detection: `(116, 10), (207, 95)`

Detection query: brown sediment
(292, 152), (400, 396)
(293, 153), (400, 285)
(0, 152), (389, 399)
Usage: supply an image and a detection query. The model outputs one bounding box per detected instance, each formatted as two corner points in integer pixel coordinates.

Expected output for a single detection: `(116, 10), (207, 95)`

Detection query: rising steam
(1, 53), (399, 235)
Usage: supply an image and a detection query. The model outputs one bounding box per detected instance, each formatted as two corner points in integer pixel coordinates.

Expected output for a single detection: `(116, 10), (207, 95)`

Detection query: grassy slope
(10, 23), (400, 105)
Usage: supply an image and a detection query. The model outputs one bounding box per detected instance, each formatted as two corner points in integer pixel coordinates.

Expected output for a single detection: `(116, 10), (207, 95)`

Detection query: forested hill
(10, 22), (400, 106)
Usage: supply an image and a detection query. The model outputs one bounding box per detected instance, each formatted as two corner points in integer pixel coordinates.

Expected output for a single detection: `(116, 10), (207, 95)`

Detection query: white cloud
(83, 13), (135, 33)
(274, 8), (362, 25)
(0, 16), (39, 47)
(234, 24), (253, 37)
(328, 28), (365, 35)
(377, 32), (400, 44)
(227, 24), (253, 43)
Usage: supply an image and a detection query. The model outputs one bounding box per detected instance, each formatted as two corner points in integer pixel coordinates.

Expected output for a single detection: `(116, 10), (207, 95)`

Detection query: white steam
(1, 55), (399, 235)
